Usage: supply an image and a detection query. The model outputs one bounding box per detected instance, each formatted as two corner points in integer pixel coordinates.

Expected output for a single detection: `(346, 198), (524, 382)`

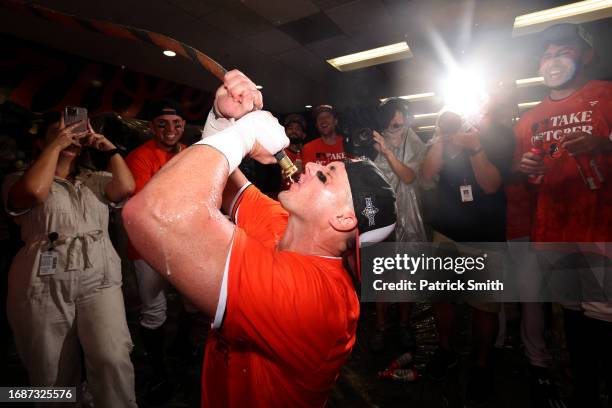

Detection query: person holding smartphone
(2, 110), (137, 407)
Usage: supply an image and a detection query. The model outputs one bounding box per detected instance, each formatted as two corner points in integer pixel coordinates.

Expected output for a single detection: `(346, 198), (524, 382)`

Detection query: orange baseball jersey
(513, 80), (612, 242)
(125, 139), (185, 259)
(302, 137), (346, 166)
(201, 184), (359, 408)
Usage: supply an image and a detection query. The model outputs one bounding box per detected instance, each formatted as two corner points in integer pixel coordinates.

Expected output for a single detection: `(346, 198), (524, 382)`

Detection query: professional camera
(344, 127), (379, 161)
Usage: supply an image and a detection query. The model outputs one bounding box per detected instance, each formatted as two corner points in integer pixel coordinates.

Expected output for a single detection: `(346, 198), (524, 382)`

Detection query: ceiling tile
(278, 12), (344, 45)
(276, 47), (337, 83)
(311, 0), (357, 10)
(242, 0), (319, 25)
(325, 0), (396, 39)
(167, 0), (217, 18)
(242, 28), (302, 55)
(200, 3), (271, 39)
(306, 34), (357, 59)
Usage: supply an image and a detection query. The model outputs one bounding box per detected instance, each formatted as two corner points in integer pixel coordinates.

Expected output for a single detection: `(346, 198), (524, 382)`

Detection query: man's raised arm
(122, 140), (234, 316)
(122, 70), (288, 317)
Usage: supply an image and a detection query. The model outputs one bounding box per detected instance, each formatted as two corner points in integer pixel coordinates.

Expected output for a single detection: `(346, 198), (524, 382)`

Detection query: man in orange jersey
(123, 70), (397, 407)
(124, 99), (187, 403)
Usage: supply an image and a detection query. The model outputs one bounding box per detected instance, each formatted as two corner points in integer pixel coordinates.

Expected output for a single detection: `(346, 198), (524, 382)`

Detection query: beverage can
(379, 368), (419, 382)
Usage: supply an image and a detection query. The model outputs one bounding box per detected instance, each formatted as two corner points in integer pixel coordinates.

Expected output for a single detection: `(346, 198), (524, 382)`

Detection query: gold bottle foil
(274, 151), (298, 181)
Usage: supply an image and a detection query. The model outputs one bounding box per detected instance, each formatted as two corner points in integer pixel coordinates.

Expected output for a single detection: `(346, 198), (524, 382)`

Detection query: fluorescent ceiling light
(255, 85), (263, 90)
(513, 0), (612, 36)
(305, 105), (312, 109)
(413, 112), (439, 119)
(417, 125), (436, 130)
(163, 50), (176, 57)
(518, 101), (541, 109)
(380, 92), (435, 103)
(516, 77), (545, 87)
(327, 42), (413, 72)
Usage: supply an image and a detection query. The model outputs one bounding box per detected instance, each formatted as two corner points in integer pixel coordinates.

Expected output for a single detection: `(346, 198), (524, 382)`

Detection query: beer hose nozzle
(274, 151), (298, 183)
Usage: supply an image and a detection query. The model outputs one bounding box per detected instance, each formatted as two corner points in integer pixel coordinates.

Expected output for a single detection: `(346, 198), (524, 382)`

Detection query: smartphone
(63, 106), (88, 133)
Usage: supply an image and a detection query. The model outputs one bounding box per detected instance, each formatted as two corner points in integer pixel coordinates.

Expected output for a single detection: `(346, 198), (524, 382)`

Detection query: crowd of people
(0, 22), (611, 408)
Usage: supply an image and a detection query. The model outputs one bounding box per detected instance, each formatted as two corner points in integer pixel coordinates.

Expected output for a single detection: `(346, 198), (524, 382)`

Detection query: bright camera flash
(442, 67), (489, 120)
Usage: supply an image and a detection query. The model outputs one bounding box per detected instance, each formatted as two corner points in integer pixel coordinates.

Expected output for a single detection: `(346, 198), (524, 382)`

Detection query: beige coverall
(2, 170), (137, 407)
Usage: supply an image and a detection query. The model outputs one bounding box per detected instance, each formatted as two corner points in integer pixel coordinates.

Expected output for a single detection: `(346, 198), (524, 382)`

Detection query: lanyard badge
(39, 232), (60, 276)
(460, 179), (474, 203)
(39, 250), (59, 276)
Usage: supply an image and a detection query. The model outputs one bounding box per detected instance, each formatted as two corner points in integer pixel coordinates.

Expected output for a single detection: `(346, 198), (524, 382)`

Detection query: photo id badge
(39, 250), (59, 276)
(460, 184), (473, 202)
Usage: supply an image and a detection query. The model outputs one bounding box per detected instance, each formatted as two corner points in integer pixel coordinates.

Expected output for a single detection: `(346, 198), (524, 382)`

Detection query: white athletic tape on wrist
(195, 110), (288, 173)
(239, 111), (289, 158)
(195, 124), (254, 173)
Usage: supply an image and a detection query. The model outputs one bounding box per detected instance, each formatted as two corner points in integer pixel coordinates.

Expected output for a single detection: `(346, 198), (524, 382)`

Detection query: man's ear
(149, 121), (156, 134)
(329, 210), (357, 233)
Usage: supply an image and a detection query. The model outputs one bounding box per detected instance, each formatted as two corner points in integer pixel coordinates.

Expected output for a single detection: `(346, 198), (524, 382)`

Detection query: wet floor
(2, 274), (578, 408)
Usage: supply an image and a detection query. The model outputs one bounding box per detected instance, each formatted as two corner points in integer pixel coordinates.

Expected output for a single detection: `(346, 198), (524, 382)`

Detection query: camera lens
(354, 128), (374, 147)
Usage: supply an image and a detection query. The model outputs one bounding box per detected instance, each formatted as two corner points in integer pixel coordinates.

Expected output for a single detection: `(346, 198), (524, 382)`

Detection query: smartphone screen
(64, 106), (88, 133)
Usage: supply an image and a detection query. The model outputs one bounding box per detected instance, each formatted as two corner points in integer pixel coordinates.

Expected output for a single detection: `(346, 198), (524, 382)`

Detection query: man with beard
(283, 113), (307, 164)
(302, 105), (346, 166)
(280, 113), (307, 190)
(515, 23), (612, 407)
(124, 99), (188, 403)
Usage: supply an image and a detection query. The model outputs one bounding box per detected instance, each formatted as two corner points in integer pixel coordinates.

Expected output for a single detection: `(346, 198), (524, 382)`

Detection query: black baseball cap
(538, 23), (593, 52)
(283, 113), (306, 129)
(345, 160), (396, 242)
(146, 99), (183, 121)
(345, 159), (396, 280)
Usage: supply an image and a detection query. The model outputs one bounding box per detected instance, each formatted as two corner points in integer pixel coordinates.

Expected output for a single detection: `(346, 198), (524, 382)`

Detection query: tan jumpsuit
(2, 169), (137, 407)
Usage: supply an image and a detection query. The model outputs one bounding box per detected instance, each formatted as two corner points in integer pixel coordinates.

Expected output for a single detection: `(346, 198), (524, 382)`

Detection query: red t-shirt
(285, 147), (301, 164)
(201, 185), (359, 408)
(505, 180), (532, 240)
(513, 80), (612, 242)
(125, 139), (185, 259)
(302, 136), (346, 166)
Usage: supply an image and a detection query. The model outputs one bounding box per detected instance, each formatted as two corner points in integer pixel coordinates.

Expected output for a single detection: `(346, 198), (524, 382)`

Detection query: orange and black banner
(0, 0), (227, 81)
